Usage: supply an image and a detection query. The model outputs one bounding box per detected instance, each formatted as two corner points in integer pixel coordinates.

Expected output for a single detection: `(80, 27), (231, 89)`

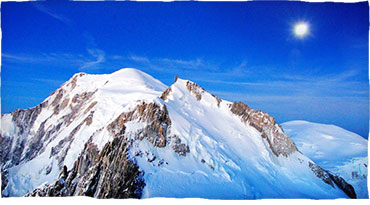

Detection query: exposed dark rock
(308, 161), (334, 187)
(63, 91), (96, 126)
(230, 101), (251, 122)
(329, 173), (357, 199)
(108, 102), (171, 148)
(26, 129), (145, 198)
(308, 161), (356, 199)
(45, 164), (53, 175)
(2, 102), (50, 167)
(1, 168), (9, 194)
(10, 137), (26, 167)
(168, 135), (190, 156)
(211, 93), (222, 107)
(161, 87), (172, 101)
(12, 100), (48, 136)
(66, 73), (86, 91)
(84, 101), (98, 114)
(60, 98), (70, 110)
(51, 89), (64, 108)
(50, 119), (89, 169)
(230, 101), (297, 157)
(59, 165), (68, 180)
(22, 120), (47, 161)
(43, 122), (63, 145)
(84, 111), (95, 126)
(0, 134), (12, 168)
(74, 140), (100, 176)
(186, 81), (204, 101)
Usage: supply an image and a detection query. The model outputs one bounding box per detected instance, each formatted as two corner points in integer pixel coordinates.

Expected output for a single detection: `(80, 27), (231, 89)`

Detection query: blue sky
(1, 1), (369, 138)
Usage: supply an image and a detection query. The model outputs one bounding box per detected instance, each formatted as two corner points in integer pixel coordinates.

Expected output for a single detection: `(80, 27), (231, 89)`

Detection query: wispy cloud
(31, 78), (65, 87)
(2, 33), (106, 71)
(2, 53), (36, 62)
(32, 3), (72, 25)
(2, 50), (106, 71)
(128, 55), (150, 63)
(79, 49), (105, 71)
(279, 68), (361, 82)
(201, 68), (368, 100)
(158, 58), (205, 70)
(2, 52), (84, 66)
(126, 55), (211, 71)
(116, 54), (250, 78)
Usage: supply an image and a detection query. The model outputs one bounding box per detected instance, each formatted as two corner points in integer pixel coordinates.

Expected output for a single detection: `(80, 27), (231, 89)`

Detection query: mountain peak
(108, 68), (167, 92)
(160, 77), (223, 108)
(110, 67), (147, 77)
(1, 68), (358, 199)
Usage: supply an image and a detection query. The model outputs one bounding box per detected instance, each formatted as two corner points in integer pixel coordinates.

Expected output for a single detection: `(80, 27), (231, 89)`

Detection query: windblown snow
(0, 68), (363, 199)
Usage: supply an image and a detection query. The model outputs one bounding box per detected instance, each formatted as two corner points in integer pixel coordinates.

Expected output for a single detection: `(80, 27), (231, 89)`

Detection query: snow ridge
(0, 68), (360, 199)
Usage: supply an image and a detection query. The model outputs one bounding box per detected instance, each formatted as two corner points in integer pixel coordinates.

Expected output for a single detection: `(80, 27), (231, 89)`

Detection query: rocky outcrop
(230, 101), (297, 157)
(3, 69), (358, 199)
(168, 135), (190, 156)
(0, 134), (12, 168)
(185, 81), (222, 106)
(186, 81), (204, 101)
(26, 128), (145, 198)
(308, 161), (356, 198)
(51, 89), (64, 109)
(161, 87), (172, 101)
(12, 100), (48, 136)
(308, 161), (334, 187)
(161, 75), (179, 101)
(1, 168), (9, 195)
(50, 113), (95, 169)
(61, 98), (70, 110)
(84, 101), (97, 114)
(25, 98), (195, 198)
(329, 173), (357, 199)
(68, 73), (86, 90)
(63, 90), (96, 126)
(1, 100), (49, 168)
(229, 101), (357, 197)
(211, 93), (222, 107)
(22, 119), (47, 162)
(108, 102), (171, 148)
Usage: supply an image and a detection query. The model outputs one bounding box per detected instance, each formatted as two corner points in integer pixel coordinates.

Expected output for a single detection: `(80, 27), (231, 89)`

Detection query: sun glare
(294, 22), (309, 38)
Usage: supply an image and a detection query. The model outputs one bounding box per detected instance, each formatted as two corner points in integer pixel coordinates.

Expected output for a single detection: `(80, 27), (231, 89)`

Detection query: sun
(294, 22), (309, 38)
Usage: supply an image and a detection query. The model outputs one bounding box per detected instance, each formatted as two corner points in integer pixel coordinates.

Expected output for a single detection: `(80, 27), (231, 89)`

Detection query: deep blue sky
(1, 1), (369, 138)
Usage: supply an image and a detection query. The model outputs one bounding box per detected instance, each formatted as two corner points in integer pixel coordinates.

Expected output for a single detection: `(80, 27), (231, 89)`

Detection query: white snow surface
(282, 120), (368, 198)
(128, 78), (347, 199)
(1, 68), (166, 196)
(1, 68), (354, 199)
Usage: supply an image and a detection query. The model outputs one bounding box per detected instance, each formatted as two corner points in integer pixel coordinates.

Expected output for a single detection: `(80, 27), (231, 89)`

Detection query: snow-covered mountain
(0, 68), (359, 199)
(282, 120), (368, 198)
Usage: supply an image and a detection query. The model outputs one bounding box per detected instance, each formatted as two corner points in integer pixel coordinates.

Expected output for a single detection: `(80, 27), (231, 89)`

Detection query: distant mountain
(0, 68), (357, 199)
(282, 120), (368, 198)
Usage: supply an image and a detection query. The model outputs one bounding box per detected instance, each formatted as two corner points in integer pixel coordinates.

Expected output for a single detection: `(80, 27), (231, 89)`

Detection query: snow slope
(127, 78), (348, 199)
(282, 120), (368, 198)
(1, 68), (355, 199)
(1, 68), (167, 196)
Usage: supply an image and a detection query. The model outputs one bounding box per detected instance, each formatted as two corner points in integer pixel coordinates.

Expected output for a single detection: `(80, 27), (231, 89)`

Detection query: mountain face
(282, 120), (368, 198)
(0, 68), (358, 199)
